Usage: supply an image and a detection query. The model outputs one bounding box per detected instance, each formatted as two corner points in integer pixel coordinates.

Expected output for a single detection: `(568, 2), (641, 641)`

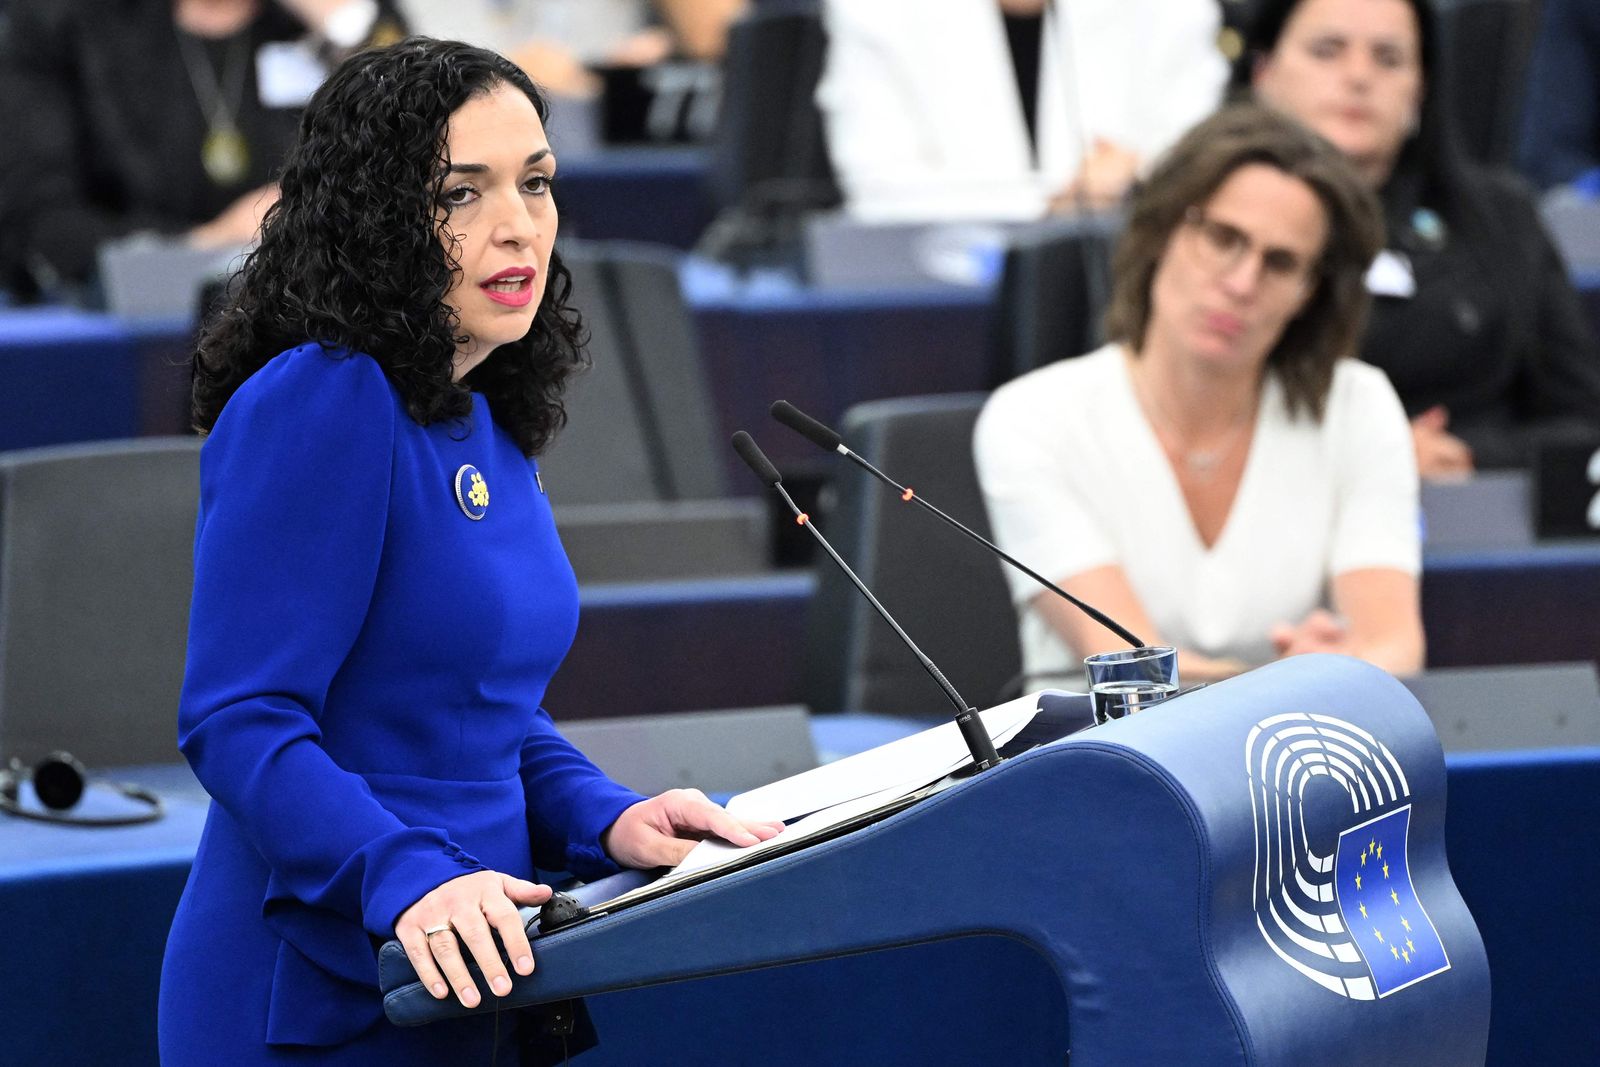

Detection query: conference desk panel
(547, 540), (1600, 725)
(556, 147), (715, 251)
(0, 282), (997, 473)
(0, 310), (143, 450)
(1422, 544), (1600, 668)
(548, 575), (812, 718)
(6, 265), (1600, 466)
(690, 282), (995, 484)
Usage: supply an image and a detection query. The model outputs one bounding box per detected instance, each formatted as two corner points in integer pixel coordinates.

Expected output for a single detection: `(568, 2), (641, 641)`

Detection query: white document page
(725, 693), (1041, 824)
(583, 696), (1041, 913)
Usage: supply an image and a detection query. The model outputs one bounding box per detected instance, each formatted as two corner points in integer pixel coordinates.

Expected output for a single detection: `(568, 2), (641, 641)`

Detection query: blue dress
(158, 345), (644, 1064)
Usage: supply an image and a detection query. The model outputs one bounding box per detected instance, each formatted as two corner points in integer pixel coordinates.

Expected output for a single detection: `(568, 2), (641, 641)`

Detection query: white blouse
(815, 0), (1228, 221)
(974, 344), (1421, 684)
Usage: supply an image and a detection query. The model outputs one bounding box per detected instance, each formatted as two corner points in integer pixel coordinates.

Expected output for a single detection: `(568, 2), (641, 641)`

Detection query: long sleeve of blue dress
(179, 348), (490, 936)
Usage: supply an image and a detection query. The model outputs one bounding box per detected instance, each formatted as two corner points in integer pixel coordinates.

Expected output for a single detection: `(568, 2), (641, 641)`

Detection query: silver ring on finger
(423, 923), (452, 937)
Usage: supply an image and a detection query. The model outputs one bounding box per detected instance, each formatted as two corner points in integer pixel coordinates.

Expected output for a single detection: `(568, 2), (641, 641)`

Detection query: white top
(815, 0), (1227, 222)
(973, 345), (1421, 682)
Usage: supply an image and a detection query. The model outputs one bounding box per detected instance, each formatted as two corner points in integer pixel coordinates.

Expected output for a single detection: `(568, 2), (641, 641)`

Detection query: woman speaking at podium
(976, 104), (1425, 687)
(159, 38), (779, 1065)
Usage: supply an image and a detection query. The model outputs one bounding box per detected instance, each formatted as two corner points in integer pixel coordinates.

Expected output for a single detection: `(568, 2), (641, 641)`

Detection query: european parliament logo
(1245, 712), (1451, 1000)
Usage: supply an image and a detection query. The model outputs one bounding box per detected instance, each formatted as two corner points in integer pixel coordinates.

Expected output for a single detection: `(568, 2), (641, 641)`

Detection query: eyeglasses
(1182, 207), (1320, 297)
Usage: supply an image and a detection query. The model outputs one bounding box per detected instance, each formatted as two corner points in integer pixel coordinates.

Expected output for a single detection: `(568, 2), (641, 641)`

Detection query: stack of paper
(590, 695), (1041, 911)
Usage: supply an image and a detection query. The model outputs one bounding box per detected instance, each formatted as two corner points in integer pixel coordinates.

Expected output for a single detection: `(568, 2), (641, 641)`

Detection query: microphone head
(731, 430), (783, 487)
(770, 399), (842, 452)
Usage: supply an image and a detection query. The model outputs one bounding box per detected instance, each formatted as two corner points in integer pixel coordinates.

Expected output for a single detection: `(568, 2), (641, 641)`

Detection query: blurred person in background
(1248, 0), (1600, 477)
(977, 104), (1423, 685)
(397, 0), (745, 101)
(815, 0), (1228, 222)
(0, 0), (405, 302)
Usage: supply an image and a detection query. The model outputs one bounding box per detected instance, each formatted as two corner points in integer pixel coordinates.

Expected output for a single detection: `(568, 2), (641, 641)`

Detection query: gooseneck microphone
(731, 431), (1001, 771)
(769, 400), (1145, 648)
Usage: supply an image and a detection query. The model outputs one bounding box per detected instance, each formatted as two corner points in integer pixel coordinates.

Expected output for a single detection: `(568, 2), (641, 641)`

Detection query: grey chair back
(990, 214), (1121, 386)
(602, 241), (730, 500)
(706, 4), (839, 215)
(539, 239), (770, 582)
(803, 394), (1021, 717)
(1437, 0), (1542, 167)
(539, 242), (662, 504)
(0, 437), (201, 767)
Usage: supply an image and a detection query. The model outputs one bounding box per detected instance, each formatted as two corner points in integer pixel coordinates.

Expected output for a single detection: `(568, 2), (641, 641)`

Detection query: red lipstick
(480, 266), (537, 308)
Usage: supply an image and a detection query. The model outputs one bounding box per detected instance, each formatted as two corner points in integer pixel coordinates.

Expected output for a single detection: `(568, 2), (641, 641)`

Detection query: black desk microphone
(731, 431), (1001, 771)
(769, 399), (1144, 648)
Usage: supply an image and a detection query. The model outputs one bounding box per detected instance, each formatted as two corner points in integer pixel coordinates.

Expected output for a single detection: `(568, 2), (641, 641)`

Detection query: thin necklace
(1134, 371), (1256, 481)
(175, 27), (252, 187)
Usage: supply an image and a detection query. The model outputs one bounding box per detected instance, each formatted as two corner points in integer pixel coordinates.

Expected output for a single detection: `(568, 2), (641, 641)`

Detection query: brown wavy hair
(1105, 103), (1384, 419)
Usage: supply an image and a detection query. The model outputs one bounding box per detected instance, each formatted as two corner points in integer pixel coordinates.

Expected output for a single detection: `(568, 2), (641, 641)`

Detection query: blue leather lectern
(383, 655), (1491, 1065)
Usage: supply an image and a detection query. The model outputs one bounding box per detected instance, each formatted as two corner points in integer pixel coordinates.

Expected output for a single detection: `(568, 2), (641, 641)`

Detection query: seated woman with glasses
(975, 103), (1424, 683)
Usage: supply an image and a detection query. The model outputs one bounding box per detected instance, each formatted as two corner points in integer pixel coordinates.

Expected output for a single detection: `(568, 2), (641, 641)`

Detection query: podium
(383, 656), (1491, 1065)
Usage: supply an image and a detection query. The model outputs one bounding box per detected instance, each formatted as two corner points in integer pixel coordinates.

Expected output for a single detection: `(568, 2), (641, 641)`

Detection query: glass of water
(1085, 646), (1179, 724)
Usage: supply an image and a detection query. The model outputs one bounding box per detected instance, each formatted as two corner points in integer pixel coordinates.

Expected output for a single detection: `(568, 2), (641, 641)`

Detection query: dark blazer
(0, 0), (403, 296)
(1363, 161), (1600, 468)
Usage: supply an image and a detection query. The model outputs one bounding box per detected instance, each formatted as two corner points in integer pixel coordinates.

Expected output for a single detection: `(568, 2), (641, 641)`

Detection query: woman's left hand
(603, 789), (785, 869)
(1270, 609), (1350, 659)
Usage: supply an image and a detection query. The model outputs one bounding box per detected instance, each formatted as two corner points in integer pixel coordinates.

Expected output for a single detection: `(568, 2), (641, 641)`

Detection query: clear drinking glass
(1085, 646), (1180, 724)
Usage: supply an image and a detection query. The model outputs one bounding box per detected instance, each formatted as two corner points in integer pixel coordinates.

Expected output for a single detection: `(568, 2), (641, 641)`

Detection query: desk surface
(0, 764), (207, 879)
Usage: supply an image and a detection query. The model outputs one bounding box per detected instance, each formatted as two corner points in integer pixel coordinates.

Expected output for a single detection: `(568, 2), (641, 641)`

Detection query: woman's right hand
(395, 870), (553, 1008)
(1410, 406), (1474, 481)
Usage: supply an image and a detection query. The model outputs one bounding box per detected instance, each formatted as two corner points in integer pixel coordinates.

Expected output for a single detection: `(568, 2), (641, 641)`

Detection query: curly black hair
(192, 37), (585, 456)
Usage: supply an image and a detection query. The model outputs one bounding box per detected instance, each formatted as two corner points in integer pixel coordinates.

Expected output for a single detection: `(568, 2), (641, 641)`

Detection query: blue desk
(0, 310), (193, 451)
(1422, 544), (1600, 667)
(4, 749), (1592, 1065)
(0, 275), (997, 474)
(549, 574), (812, 718)
(5, 262), (1600, 466)
(688, 274), (995, 483)
(557, 147), (714, 251)
(548, 537), (1600, 726)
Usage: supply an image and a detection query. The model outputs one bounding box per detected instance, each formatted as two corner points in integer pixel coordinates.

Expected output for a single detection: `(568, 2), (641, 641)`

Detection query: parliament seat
(542, 240), (769, 583)
(0, 437), (200, 767)
(803, 393), (1021, 717)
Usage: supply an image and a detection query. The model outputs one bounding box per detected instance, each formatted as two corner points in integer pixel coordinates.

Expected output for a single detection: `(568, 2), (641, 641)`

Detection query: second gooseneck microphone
(731, 431), (1001, 772)
(769, 399), (1145, 649)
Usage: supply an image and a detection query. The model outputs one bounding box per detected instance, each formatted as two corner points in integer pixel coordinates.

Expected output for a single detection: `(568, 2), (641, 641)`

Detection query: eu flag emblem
(1333, 805), (1451, 996)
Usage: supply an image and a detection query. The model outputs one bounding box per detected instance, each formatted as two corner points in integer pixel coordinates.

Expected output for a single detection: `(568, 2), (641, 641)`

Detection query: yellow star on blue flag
(1332, 805), (1451, 996)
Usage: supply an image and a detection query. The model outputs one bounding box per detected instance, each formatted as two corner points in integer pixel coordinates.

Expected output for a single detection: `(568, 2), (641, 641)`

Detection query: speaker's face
(435, 83), (559, 380)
